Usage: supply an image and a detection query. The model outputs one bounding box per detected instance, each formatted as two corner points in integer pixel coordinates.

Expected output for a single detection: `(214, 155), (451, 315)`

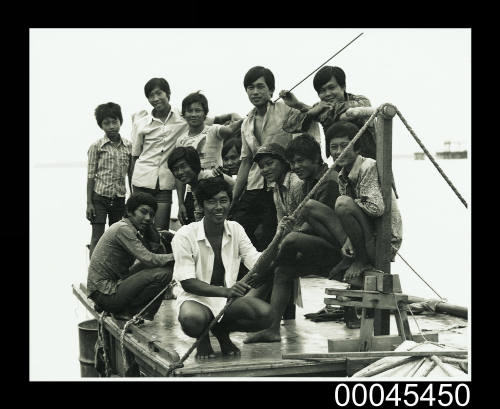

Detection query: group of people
(85, 65), (402, 359)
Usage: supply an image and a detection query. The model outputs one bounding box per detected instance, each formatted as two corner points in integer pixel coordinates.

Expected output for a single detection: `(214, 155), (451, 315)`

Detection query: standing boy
(171, 177), (272, 359)
(87, 102), (132, 258)
(231, 66), (320, 251)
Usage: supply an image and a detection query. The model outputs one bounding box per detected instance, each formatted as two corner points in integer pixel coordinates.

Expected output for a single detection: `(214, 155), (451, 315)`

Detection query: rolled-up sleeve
(237, 224), (261, 270)
(87, 143), (98, 179)
(355, 163), (385, 217)
(131, 111), (148, 156)
(172, 232), (197, 282)
(115, 225), (172, 266)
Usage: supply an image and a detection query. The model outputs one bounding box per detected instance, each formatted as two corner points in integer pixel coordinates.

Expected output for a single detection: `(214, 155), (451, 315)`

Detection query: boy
(168, 146), (235, 224)
(231, 66), (320, 251)
(280, 65), (376, 161)
(87, 102), (132, 258)
(175, 91), (243, 224)
(130, 78), (239, 230)
(87, 192), (174, 321)
(328, 120), (402, 280)
(171, 177), (273, 359)
(244, 135), (349, 343)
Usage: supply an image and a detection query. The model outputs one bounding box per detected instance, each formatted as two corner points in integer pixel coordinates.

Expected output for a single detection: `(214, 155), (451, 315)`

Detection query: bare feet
(328, 256), (354, 280)
(211, 326), (240, 356)
(343, 259), (372, 282)
(243, 328), (281, 344)
(195, 335), (216, 359)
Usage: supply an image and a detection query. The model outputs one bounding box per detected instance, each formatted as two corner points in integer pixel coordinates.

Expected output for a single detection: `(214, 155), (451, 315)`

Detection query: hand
(279, 90), (300, 108)
(143, 222), (160, 242)
(225, 281), (252, 298)
(307, 101), (332, 118)
(278, 215), (295, 235)
(230, 112), (243, 122)
(178, 204), (188, 225)
(212, 166), (224, 177)
(341, 237), (355, 259)
(86, 203), (96, 222)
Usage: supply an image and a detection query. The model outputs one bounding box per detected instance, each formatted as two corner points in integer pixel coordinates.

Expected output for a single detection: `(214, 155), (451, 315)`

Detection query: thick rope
(95, 311), (112, 377)
(395, 108), (468, 209)
(166, 107), (381, 376)
(396, 252), (444, 300)
(273, 33), (364, 103)
(119, 284), (170, 375)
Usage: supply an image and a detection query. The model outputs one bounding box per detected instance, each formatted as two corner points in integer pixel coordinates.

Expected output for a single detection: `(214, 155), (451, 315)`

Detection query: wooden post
(373, 103), (396, 336)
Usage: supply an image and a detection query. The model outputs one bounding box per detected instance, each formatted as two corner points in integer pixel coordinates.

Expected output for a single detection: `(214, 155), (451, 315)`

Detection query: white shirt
(172, 219), (261, 316)
(175, 124), (224, 170)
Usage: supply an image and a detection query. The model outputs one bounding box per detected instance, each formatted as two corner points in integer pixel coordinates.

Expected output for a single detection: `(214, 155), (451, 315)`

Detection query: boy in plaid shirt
(87, 102), (132, 258)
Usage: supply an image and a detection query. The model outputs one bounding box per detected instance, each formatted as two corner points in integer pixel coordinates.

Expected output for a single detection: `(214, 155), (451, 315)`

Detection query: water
(29, 157), (470, 380)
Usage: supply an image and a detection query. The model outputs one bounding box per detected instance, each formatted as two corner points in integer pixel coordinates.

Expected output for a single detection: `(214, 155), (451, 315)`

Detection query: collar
(312, 163), (328, 182)
(339, 155), (363, 184)
(195, 218), (232, 243)
(99, 134), (123, 149)
(122, 217), (138, 234)
(150, 107), (177, 124)
(247, 99), (275, 119)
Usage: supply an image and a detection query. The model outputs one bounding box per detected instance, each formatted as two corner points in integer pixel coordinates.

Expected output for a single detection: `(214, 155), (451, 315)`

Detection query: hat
(253, 143), (287, 164)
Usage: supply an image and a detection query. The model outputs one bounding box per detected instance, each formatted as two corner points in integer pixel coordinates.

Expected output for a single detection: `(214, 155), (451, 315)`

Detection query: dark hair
(222, 137), (242, 158)
(243, 66), (275, 92)
(313, 66), (346, 94)
(125, 192), (158, 215)
(194, 177), (232, 206)
(167, 146), (202, 175)
(94, 102), (123, 128)
(144, 77), (171, 99)
(285, 134), (322, 164)
(181, 91), (209, 116)
(324, 120), (362, 156)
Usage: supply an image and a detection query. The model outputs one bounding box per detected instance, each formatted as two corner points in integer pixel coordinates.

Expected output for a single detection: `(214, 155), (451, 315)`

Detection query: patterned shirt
(87, 135), (132, 198)
(338, 155), (402, 257)
(175, 124), (224, 170)
(283, 93), (376, 160)
(273, 171), (304, 222)
(87, 218), (172, 297)
(241, 101), (320, 191)
(172, 219), (261, 316)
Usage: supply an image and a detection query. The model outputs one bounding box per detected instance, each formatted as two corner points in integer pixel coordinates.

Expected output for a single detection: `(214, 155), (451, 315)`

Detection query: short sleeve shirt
(176, 124), (224, 170)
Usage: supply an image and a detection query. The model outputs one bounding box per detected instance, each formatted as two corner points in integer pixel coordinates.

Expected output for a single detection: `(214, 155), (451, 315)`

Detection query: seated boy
(86, 102), (132, 258)
(87, 192), (174, 321)
(168, 146), (235, 224)
(171, 177), (273, 358)
(327, 120), (403, 281)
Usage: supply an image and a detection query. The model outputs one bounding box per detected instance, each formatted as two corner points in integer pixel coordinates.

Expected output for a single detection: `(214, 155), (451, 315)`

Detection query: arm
(356, 162), (385, 217)
(218, 118), (244, 141)
(127, 154), (133, 193)
(232, 156), (251, 204)
(175, 178), (188, 224)
(86, 178), (96, 222)
(279, 90), (311, 112)
(213, 112), (243, 125)
(86, 144), (98, 222)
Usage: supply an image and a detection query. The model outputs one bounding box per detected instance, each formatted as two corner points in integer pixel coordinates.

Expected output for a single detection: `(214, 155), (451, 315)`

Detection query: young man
(171, 177), (273, 359)
(168, 146), (235, 224)
(175, 91), (243, 224)
(130, 78), (239, 230)
(87, 192), (174, 321)
(327, 120), (403, 280)
(231, 66), (320, 251)
(87, 102), (132, 258)
(244, 135), (350, 343)
(280, 65), (376, 161)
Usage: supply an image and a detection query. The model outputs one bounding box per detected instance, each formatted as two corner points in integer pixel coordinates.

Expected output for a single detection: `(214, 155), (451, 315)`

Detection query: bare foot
(211, 326), (240, 356)
(328, 256), (354, 280)
(243, 328), (281, 344)
(195, 335), (216, 359)
(343, 259), (372, 282)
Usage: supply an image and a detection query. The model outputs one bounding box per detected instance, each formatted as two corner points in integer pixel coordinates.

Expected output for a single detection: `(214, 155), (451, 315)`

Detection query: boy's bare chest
(253, 115), (264, 144)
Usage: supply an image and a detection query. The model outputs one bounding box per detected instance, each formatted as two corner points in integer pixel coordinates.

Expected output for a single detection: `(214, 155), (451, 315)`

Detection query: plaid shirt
(87, 135), (132, 198)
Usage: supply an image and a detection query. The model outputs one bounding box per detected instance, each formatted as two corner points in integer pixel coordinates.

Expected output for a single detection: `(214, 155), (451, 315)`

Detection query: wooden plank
(359, 276), (377, 351)
(346, 357), (380, 376)
(324, 293), (407, 310)
(283, 349), (468, 360)
(325, 288), (408, 300)
(328, 333), (439, 353)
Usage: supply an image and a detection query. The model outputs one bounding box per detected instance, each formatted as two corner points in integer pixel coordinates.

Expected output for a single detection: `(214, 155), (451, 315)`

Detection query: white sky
(30, 28), (470, 162)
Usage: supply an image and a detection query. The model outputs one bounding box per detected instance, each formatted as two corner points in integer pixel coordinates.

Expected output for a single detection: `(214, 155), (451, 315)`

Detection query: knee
(150, 266), (173, 286)
(273, 265), (294, 284)
(280, 232), (300, 253)
(178, 312), (207, 337)
(335, 195), (355, 216)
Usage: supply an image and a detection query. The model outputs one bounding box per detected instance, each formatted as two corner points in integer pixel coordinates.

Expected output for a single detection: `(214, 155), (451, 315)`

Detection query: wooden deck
(73, 276), (468, 377)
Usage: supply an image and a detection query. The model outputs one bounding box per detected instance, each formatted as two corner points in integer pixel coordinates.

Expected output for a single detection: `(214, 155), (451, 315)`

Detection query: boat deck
(73, 276), (468, 377)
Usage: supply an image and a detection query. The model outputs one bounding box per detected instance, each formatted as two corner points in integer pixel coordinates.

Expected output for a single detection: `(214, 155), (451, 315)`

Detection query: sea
(29, 156), (470, 380)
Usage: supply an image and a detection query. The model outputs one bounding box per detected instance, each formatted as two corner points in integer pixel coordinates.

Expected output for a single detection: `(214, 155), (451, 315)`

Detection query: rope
(406, 304), (429, 343)
(119, 284), (170, 375)
(394, 108), (468, 209)
(273, 33), (364, 103)
(166, 107), (381, 376)
(396, 252), (445, 300)
(95, 311), (112, 377)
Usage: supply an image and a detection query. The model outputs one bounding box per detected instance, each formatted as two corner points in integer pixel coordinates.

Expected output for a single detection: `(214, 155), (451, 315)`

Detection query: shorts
(92, 192), (125, 225)
(133, 180), (172, 204)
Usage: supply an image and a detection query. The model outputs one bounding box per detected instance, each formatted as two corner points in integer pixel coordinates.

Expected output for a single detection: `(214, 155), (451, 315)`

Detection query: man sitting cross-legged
(171, 177), (273, 359)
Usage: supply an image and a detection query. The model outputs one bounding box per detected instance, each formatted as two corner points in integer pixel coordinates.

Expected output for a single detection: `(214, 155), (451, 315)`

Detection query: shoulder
(121, 137), (132, 147)
(349, 94), (371, 106)
(132, 110), (149, 123)
(173, 222), (199, 240)
(225, 219), (246, 236)
(88, 139), (102, 151)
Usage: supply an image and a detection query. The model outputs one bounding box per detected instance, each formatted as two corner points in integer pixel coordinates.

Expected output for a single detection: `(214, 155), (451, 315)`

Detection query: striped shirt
(87, 135), (132, 198)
